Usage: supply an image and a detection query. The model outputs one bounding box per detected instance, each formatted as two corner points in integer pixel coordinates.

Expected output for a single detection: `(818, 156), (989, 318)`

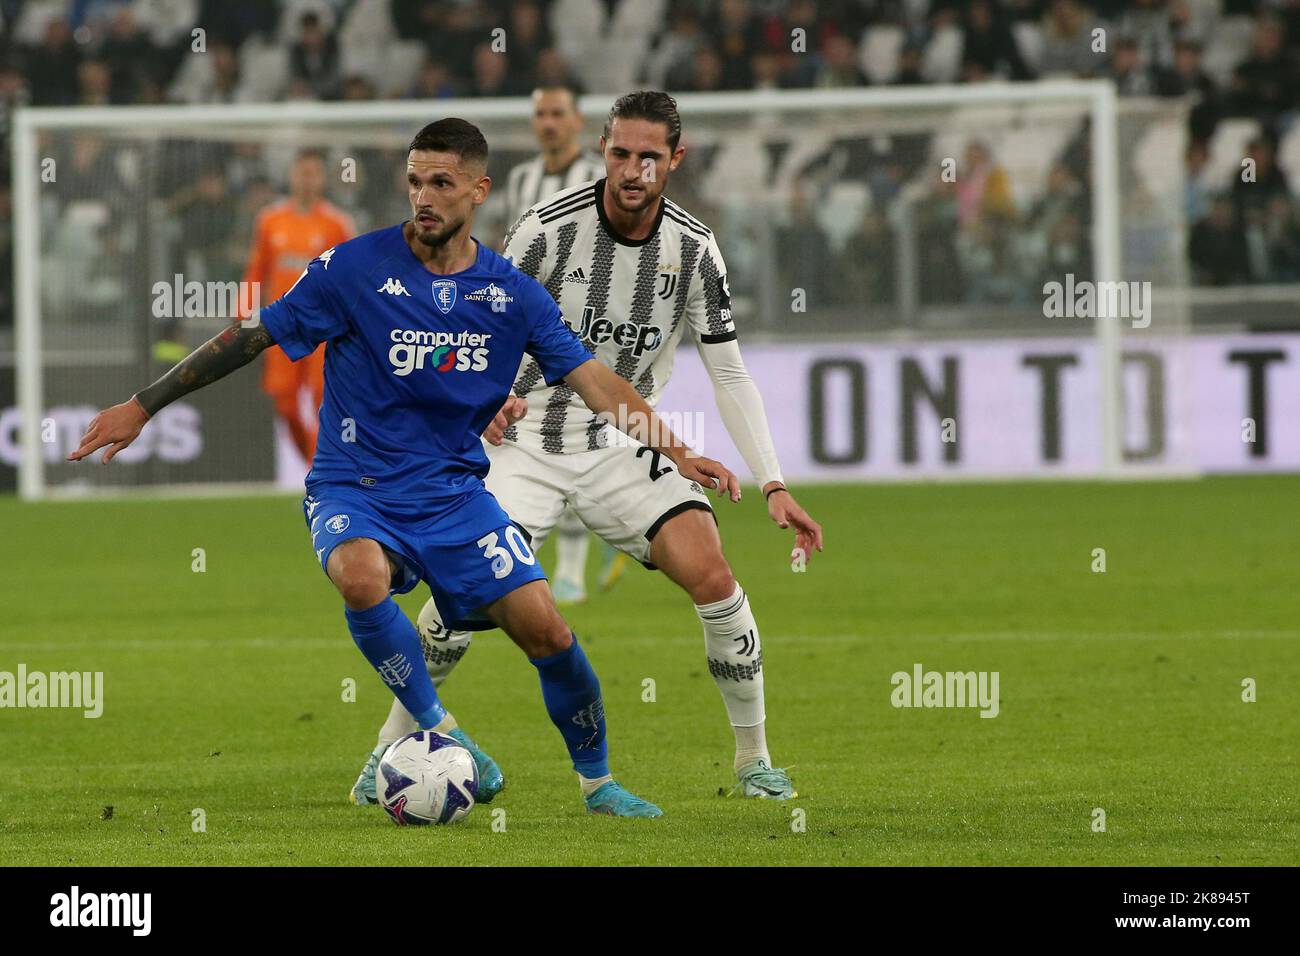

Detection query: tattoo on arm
(134, 322), (275, 416)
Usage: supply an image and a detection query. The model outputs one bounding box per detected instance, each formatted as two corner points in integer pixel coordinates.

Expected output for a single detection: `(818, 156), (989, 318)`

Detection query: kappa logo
(565, 267), (589, 284)
(432, 279), (457, 314)
(325, 514), (350, 534)
(377, 277), (411, 296)
(464, 281), (513, 305)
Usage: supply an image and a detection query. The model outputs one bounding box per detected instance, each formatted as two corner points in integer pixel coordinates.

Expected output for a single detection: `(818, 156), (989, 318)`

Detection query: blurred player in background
(502, 83), (622, 605)
(242, 148), (353, 464)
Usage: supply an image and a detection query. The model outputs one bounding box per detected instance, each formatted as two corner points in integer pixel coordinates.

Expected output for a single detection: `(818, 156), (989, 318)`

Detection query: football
(376, 731), (479, 826)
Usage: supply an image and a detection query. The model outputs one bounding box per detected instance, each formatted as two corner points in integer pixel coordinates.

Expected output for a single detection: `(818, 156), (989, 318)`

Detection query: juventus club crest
(656, 271), (677, 300)
(432, 279), (457, 314)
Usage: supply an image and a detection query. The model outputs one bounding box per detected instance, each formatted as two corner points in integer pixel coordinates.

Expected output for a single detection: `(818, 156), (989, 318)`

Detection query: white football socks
(553, 507), (590, 590)
(695, 583), (771, 773)
(732, 722), (770, 772)
(377, 692), (460, 748)
(377, 695), (418, 748)
(579, 773), (613, 797)
(375, 606), (472, 748)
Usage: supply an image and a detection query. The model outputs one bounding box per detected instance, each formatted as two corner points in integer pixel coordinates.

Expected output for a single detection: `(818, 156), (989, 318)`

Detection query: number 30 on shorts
(476, 526), (536, 579)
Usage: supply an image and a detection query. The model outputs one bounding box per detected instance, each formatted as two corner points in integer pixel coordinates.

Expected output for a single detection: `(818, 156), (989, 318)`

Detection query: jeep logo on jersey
(431, 279), (457, 314)
(574, 306), (663, 357)
(388, 329), (492, 376)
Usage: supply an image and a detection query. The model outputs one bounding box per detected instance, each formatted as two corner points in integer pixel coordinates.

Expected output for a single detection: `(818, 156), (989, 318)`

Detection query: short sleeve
(687, 234), (737, 345)
(519, 277), (591, 386)
(258, 248), (350, 361)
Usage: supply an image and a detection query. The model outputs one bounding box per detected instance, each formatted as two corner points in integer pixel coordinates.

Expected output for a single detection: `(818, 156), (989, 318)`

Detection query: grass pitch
(0, 477), (1296, 866)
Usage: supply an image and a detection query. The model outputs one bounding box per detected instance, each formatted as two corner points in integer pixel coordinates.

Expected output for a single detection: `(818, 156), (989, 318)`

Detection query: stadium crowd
(3, 0), (1300, 334)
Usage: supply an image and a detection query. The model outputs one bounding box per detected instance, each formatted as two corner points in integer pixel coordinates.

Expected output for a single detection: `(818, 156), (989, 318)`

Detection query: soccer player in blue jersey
(69, 118), (740, 818)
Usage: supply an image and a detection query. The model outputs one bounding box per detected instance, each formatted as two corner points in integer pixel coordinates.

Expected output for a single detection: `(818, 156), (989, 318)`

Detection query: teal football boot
(349, 743), (385, 805)
(735, 759), (797, 799)
(448, 727), (505, 803)
(584, 781), (663, 818)
(551, 578), (587, 606)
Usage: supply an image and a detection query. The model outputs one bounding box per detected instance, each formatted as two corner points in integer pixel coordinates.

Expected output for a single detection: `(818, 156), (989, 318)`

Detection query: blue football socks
(345, 597), (447, 729)
(530, 635), (609, 779)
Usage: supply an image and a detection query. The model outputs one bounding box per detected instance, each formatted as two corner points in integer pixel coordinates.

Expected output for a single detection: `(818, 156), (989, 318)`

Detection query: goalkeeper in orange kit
(242, 148), (354, 463)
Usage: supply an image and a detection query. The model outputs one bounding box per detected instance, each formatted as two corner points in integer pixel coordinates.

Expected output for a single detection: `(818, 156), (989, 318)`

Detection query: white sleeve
(695, 336), (784, 489)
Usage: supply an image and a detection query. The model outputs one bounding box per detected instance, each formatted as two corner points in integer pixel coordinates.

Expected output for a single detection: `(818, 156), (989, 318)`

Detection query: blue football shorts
(301, 481), (546, 630)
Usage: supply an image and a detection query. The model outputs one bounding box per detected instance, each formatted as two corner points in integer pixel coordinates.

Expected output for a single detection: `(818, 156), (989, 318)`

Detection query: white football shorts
(484, 438), (714, 566)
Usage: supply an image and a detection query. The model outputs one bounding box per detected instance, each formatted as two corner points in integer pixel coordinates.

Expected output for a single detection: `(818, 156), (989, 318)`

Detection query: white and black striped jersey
(501, 177), (737, 456)
(502, 152), (606, 226)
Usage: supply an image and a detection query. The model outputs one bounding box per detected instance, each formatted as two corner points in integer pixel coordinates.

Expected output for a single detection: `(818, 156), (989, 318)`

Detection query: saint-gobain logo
(389, 329), (492, 375)
(325, 514), (350, 534)
(432, 279), (457, 314)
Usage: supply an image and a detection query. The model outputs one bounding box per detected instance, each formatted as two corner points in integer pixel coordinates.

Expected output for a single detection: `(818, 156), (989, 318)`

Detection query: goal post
(11, 81), (1175, 500)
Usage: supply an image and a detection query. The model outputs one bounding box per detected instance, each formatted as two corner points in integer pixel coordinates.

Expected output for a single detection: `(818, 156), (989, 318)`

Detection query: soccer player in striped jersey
(503, 84), (606, 226)
(354, 92), (823, 804)
(502, 83), (620, 605)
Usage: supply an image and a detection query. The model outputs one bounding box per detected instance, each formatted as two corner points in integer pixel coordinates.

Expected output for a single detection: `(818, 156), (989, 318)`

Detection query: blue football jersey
(259, 224), (591, 501)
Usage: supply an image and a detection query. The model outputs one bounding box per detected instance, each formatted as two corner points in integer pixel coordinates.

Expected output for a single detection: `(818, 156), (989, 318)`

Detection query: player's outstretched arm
(696, 336), (825, 563)
(563, 359), (741, 502)
(765, 486), (825, 564)
(69, 320), (275, 463)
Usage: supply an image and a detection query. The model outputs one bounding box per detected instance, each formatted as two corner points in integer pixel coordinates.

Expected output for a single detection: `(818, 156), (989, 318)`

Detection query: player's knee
(328, 544), (390, 609)
(335, 571), (389, 610)
(533, 620), (573, 658)
(689, 559), (736, 606)
(518, 611), (572, 659)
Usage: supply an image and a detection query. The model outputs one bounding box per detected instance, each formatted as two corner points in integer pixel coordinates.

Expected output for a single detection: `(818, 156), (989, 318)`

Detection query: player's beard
(412, 214), (465, 249)
(611, 179), (662, 214)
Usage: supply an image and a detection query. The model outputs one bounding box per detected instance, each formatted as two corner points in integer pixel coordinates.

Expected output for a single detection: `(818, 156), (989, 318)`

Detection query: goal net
(9, 84), (1192, 498)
